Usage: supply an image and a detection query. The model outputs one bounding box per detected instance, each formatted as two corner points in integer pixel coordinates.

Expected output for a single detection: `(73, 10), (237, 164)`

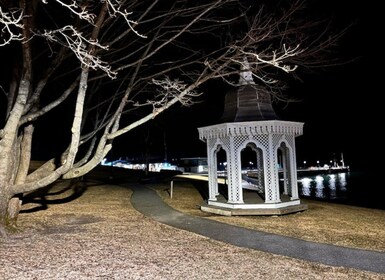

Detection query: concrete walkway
(129, 185), (385, 274)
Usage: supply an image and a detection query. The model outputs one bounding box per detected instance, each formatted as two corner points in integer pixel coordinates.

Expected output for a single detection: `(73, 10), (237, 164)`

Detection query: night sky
(114, 0), (379, 176)
(5, 1), (375, 177)
(275, 0), (380, 174)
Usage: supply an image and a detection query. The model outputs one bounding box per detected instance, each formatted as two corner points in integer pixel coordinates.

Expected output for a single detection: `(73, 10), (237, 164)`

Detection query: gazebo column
(289, 141), (299, 200)
(281, 147), (289, 195)
(264, 134), (281, 203)
(212, 151), (219, 196)
(256, 149), (264, 188)
(207, 143), (218, 201)
(227, 137), (244, 204)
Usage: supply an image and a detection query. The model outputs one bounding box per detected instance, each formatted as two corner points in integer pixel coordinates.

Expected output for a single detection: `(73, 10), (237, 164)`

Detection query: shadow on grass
(193, 181), (210, 201)
(194, 181), (230, 201)
(20, 179), (88, 213)
(20, 165), (181, 214)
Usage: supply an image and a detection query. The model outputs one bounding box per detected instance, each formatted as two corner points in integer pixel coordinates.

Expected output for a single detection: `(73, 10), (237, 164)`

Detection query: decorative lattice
(255, 148), (264, 188)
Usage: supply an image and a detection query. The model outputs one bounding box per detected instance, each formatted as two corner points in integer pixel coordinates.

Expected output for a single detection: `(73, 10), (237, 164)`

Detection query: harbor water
(297, 171), (384, 210)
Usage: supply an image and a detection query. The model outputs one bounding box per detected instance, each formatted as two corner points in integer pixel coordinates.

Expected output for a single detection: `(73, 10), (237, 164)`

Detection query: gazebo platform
(200, 190), (307, 216)
(201, 203), (308, 216)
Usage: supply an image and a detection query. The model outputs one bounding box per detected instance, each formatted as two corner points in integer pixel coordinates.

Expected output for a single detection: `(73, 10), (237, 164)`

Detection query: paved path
(129, 185), (385, 274)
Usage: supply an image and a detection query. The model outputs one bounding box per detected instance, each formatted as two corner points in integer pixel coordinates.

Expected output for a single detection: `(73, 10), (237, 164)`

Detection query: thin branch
(40, 25), (117, 78)
(0, 6), (23, 46)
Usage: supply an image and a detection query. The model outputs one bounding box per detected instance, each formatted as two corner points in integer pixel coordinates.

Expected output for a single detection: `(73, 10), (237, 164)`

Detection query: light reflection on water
(298, 172), (348, 200)
(297, 171), (384, 210)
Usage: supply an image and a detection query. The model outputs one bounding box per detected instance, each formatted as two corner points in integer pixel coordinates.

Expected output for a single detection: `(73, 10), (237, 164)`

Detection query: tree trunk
(7, 196), (23, 227)
(0, 79), (29, 228)
(7, 124), (34, 226)
(0, 189), (12, 228)
(0, 1), (33, 228)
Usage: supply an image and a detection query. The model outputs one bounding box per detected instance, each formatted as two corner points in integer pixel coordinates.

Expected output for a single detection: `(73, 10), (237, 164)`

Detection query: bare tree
(0, 0), (342, 230)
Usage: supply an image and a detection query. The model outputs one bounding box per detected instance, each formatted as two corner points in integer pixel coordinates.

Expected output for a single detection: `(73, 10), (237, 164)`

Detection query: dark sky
(14, 0), (376, 176)
(282, 1), (380, 173)
(114, 0), (380, 174)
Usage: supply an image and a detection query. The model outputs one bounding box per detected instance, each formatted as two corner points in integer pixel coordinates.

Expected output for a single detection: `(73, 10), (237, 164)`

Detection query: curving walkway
(129, 185), (385, 274)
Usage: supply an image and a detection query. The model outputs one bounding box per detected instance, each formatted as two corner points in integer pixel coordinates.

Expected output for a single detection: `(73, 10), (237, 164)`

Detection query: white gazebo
(197, 61), (307, 215)
(198, 121), (307, 215)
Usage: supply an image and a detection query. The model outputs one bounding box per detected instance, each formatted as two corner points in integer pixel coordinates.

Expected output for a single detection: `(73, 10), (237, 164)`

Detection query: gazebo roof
(219, 59), (278, 122)
(198, 120), (304, 140)
(219, 84), (278, 122)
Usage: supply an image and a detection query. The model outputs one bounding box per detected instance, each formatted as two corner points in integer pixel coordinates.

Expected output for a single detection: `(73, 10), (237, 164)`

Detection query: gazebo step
(200, 203), (308, 216)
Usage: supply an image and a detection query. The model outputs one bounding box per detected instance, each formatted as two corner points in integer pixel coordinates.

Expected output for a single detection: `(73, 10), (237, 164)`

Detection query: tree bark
(0, 189), (12, 227)
(7, 124), (34, 226)
(0, 0), (33, 227)
(7, 196), (22, 227)
(0, 79), (29, 227)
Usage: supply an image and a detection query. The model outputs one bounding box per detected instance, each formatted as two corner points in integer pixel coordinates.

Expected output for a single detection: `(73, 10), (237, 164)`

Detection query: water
(298, 171), (385, 210)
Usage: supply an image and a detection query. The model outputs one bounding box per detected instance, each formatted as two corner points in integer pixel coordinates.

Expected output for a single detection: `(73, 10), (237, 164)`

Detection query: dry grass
(154, 181), (385, 252)
(1, 178), (384, 279)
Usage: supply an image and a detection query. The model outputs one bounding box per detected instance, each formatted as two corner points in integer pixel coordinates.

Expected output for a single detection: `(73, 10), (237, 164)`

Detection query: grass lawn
(2, 166), (384, 279)
(154, 181), (385, 252)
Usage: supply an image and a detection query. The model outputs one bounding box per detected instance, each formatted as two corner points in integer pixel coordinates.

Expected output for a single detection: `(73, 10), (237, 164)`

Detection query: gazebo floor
(200, 191), (308, 216)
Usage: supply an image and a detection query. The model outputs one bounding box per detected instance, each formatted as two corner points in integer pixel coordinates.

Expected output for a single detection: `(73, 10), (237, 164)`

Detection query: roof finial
(238, 57), (255, 86)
